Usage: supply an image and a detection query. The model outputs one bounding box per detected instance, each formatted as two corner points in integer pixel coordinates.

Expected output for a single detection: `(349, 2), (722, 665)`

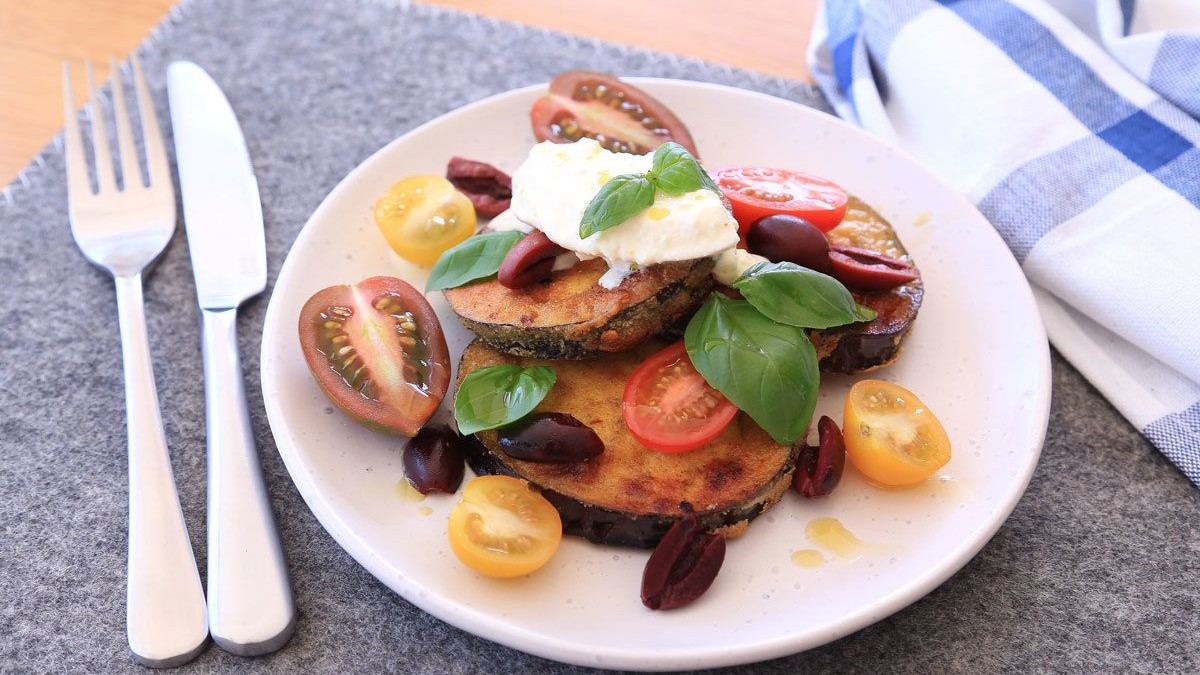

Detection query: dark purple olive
(497, 413), (604, 463)
(746, 214), (833, 275)
(793, 416), (846, 498)
(828, 245), (919, 290)
(403, 426), (466, 494)
(498, 231), (566, 289)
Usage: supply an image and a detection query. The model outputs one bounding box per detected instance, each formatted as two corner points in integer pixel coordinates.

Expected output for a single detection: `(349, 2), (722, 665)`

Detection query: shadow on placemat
(0, 0), (1196, 673)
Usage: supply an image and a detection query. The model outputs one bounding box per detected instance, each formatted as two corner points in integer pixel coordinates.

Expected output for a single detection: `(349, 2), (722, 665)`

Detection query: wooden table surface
(0, 0), (818, 184)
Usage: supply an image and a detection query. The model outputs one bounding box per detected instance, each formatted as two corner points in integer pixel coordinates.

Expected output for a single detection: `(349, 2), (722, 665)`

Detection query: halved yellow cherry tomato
(373, 175), (476, 266)
(448, 475), (563, 578)
(843, 380), (951, 487)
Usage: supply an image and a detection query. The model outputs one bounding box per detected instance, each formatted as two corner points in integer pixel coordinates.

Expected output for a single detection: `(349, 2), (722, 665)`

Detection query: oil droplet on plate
(417, 506), (433, 516)
(647, 206), (671, 221)
(395, 478), (427, 502)
(909, 475), (971, 505)
(806, 517), (867, 559)
(790, 549), (825, 568)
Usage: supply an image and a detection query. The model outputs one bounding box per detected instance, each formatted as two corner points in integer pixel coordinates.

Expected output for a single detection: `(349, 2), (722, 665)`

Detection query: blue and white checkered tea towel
(810, 0), (1200, 484)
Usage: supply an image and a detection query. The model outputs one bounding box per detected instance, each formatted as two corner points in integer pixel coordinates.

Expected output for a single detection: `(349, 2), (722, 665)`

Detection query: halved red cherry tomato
(531, 70), (699, 156)
(714, 167), (849, 234)
(298, 276), (450, 436)
(622, 341), (738, 453)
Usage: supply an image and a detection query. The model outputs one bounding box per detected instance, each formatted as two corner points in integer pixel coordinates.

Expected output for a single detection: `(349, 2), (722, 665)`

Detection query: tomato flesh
(842, 380), (951, 487)
(374, 175), (476, 267)
(448, 476), (563, 578)
(298, 276), (450, 436)
(530, 70), (699, 156)
(622, 341), (738, 453)
(715, 167), (849, 234)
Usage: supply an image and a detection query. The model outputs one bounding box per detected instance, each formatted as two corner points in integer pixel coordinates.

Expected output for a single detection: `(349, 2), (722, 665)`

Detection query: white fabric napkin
(809, 0), (1200, 484)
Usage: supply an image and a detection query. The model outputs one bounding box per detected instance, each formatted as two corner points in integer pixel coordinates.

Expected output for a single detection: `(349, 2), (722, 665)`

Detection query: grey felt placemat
(2, 0), (1198, 672)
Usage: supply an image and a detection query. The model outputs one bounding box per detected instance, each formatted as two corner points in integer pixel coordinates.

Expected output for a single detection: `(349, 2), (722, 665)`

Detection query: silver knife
(167, 61), (295, 656)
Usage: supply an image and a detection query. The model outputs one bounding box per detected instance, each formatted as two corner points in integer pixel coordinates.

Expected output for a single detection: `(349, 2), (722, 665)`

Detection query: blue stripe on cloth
(1119, 0), (1136, 36)
(936, 0), (1136, 131)
(935, 1), (1200, 244)
(1149, 34), (1200, 120)
(1145, 99), (1200, 146)
(1143, 401), (1200, 485)
(978, 136), (1140, 260)
(1153, 147), (1200, 210)
(1097, 110), (1191, 173)
(825, 0), (863, 107)
(834, 35), (857, 99)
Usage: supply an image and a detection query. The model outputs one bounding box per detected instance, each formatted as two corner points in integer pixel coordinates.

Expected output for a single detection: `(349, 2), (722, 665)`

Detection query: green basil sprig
(649, 142), (722, 196)
(579, 142), (720, 238)
(733, 261), (877, 329)
(454, 364), (556, 435)
(425, 230), (524, 291)
(579, 175), (656, 239)
(684, 294), (819, 445)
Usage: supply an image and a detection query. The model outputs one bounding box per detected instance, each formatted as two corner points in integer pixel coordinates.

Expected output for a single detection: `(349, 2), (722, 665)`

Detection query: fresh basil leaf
(454, 364), (556, 435)
(647, 142), (702, 195)
(647, 142), (720, 196)
(684, 294), (819, 445)
(697, 164), (722, 196)
(425, 230), (524, 291)
(733, 261), (877, 329)
(580, 174), (656, 238)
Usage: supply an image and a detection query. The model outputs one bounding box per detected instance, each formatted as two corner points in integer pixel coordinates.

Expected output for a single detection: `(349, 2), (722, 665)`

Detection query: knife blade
(168, 60), (295, 656)
(169, 61), (265, 309)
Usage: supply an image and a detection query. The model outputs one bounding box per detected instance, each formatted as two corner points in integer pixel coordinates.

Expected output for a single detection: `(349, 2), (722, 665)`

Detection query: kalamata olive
(641, 516), (725, 610)
(828, 245), (919, 290)
(446, 157), (512, 218)
(497, 412), (604, 463)
(794, 416), (846, 498)
(498, 231), (567, 289)
(403, 426), (466, 494)
(745, 214), (833, 274)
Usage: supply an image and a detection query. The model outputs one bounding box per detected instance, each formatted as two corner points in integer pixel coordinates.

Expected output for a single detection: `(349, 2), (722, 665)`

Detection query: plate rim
(261, 77), (1052, 670)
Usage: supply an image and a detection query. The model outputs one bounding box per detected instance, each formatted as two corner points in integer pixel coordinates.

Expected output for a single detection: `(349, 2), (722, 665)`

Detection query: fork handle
(201, 307), (295, 655)
(115, 273), (208, 668)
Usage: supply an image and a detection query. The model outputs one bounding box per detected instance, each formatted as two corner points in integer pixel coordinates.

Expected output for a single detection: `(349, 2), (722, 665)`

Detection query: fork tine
(131, 55), (170, 188)
(61, 62), (91, 201)
(85, 61), (116, 193)
(109, 58), (143, 191)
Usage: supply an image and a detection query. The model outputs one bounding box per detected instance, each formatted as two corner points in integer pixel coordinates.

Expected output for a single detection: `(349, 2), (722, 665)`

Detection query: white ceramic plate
(261, 79), (1051, 671)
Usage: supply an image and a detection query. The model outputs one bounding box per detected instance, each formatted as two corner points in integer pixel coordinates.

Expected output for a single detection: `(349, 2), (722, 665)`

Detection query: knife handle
(201, 307), (295, 655)
(116, 273), (209, 668)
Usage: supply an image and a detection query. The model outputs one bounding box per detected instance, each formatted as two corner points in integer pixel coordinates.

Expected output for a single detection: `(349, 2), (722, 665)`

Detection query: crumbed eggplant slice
(811, 197), (924, 373)
(457, 339), (800, 549)
(445, 256), (714, 359)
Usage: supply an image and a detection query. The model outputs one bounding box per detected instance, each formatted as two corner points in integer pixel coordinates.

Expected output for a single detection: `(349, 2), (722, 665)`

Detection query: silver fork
(63, 57), (208, 668)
